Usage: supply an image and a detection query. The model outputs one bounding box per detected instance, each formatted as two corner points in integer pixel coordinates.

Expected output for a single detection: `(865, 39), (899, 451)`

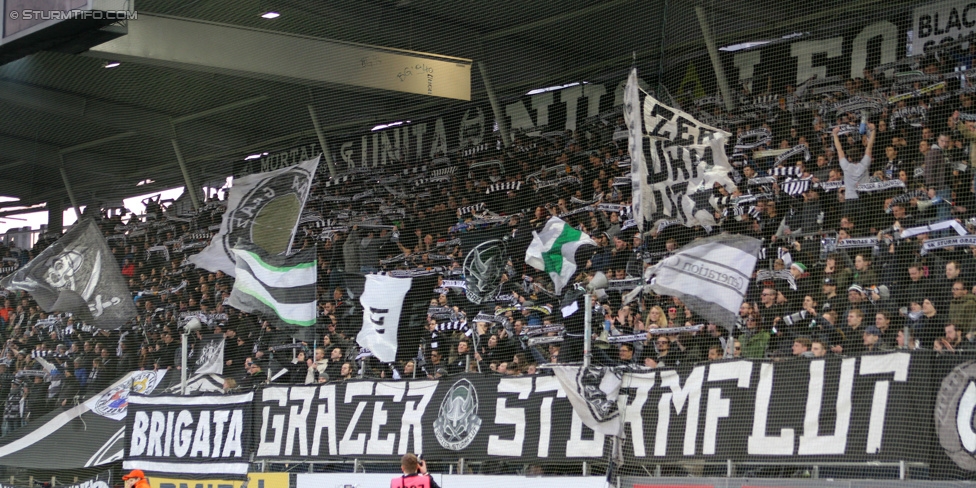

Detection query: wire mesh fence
(0, 0), (974, 486)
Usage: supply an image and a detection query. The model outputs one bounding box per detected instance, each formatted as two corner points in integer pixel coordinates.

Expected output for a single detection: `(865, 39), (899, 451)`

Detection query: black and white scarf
(485, 181), (523, 195)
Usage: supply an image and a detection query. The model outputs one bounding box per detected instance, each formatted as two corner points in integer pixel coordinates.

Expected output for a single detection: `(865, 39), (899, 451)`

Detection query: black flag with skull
(0, 219), (137, 328)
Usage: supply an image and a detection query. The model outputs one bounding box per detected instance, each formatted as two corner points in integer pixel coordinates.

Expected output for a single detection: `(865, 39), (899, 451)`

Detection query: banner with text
(252, 352), (929, 464)
(125, 393), (254, 477)
(150, 473), (288, 488)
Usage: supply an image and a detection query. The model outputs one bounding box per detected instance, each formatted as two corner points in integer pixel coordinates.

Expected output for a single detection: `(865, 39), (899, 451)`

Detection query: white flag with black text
(627, 70), (736, 231)
(647, 233), (761, 331)
(356, 273), (439, 363)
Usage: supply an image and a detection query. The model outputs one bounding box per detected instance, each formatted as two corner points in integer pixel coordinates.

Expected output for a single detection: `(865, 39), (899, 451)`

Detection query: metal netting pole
(694, 5), (735, 111)
(584, 293), (593, 368)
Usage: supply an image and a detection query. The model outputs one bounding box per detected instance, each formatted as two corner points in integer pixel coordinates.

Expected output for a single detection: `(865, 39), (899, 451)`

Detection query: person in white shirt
(833, 123), (876, 216)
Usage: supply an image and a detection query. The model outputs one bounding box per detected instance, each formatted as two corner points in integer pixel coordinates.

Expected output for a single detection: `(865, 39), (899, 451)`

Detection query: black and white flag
(194, 334), (225, 376)
(125, 393), (253, 477)
(551, 365), (623, 437)
(356, 273), (439, 363)
(59, 471), (112, 488)
(626, 69), (736, 231)
(646, 233), (762, 331)
(0, 219), (137, 329)
(189, 156), (319, 277)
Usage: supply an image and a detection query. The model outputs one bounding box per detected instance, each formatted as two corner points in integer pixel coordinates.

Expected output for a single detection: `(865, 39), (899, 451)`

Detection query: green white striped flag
(228, 242), (317, 326)
(525, 217), (597, 295)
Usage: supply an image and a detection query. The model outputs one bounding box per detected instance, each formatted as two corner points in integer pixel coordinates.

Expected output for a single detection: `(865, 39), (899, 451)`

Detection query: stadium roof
(0, 0), (914, 216)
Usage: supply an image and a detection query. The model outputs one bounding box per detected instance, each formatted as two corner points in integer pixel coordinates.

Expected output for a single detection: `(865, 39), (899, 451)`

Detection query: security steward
(391, 453), (440, 488)
(123, 470), (152, 488)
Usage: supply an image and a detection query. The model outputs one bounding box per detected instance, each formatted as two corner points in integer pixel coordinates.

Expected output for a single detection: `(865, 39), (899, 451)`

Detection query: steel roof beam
(86, 14), (472, 100)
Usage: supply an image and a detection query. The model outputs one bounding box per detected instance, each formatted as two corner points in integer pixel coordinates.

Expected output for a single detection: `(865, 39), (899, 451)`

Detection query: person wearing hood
(123, 470), (151, 488)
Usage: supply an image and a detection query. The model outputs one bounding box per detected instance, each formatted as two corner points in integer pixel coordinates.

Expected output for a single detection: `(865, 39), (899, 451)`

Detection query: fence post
(899, 460), (906, 480)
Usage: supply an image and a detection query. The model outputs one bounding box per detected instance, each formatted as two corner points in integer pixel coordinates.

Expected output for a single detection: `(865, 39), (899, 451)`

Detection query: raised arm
(832, 126), (847, 161)
(864, 122), (877, 160)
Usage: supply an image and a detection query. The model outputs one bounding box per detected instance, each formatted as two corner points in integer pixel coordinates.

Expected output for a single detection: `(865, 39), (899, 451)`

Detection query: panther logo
(462, 239), (507, 304)
(433, 379), (482, 451)
(937, 361), (976, 470)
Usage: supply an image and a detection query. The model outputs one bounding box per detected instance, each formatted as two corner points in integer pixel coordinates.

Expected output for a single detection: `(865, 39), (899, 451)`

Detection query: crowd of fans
(0, 49), (975, 438)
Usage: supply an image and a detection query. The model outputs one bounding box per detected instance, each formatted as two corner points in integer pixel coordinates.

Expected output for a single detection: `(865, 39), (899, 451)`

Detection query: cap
(122, 470), (145, 481)
(864, 326), (881, 336)
(791, 262), (807, 273)
(823, 278), (836, 286)
(848, 284), (865, 295)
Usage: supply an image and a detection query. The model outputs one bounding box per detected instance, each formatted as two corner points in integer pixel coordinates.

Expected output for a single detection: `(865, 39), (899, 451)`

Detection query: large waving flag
(626, 68), (736, 231)
(356, 272), (439, 363)
(525, 217), (596, 295)
(646, 233), (761, 332)
(228, 242), (317, 327)
(0, 219), (136, 328)
(190, 156), (319, 276)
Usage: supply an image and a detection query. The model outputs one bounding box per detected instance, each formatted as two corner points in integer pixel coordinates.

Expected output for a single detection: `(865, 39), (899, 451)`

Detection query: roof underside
(0, 0), (918, 214)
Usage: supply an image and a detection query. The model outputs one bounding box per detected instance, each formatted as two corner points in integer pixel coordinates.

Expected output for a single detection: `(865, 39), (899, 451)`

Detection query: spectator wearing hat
(787, 262), (815, 303)
(819, 278), (845, 313)
(863, 326), (891, 353)
(844, 284), (868, 321)
(123, 470), (151, 488)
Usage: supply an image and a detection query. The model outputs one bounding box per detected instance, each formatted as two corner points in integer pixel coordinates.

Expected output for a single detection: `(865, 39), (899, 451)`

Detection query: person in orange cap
(123, 470), (151, 488)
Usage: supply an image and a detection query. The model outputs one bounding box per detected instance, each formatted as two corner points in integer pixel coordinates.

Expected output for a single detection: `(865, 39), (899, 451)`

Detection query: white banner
(648, 233), (762, 331)
(913, 0), (976, 55)
(357, 274), (414, 363)
(629, 71), (736, 231)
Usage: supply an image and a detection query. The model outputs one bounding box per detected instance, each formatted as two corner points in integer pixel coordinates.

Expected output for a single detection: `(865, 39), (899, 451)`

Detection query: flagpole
(583, 293), (592, 368)
(180, 332), (188, 395)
